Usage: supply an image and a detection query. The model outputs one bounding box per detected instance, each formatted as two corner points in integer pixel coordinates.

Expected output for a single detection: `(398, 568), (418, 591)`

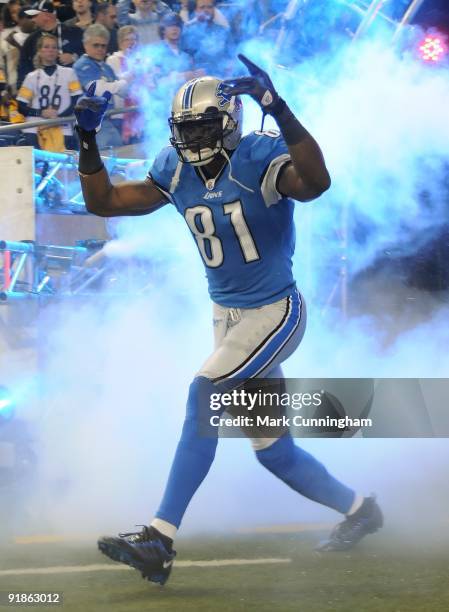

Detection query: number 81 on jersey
(184, 200), (260, 268)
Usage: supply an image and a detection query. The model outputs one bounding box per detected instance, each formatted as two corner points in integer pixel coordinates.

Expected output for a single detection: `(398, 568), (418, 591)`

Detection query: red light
(418, 35), (447, 63)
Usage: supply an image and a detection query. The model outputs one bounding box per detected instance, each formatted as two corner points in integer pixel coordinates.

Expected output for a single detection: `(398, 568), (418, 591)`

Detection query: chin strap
(221, 148), (255, 194)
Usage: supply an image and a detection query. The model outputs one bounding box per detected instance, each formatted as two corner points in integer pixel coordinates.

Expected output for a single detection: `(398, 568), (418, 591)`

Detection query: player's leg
(152, 375), (222, 528)
(254, 430), (383, 549)
(250, 350), (357, 514)
(254, 433), (356, 513)
(238, 313), (362, 518)
(98, 378), (222, 584)
(250, 320), (382, 551)
(150, 303), (229, 533)
(98, 304), (229, 584)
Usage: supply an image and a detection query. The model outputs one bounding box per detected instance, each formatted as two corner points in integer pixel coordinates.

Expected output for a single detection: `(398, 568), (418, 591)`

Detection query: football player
(75, 55), (383, 585)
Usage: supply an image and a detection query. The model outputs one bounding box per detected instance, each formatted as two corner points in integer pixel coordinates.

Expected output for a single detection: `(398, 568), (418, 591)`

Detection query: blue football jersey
(148, 131), (296, 308)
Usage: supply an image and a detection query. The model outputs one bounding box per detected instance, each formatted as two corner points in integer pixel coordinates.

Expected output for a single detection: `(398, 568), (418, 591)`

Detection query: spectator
(2, 7), (36, 93)
(153, 12), (202, 91)
(94, 2), (118, 54)
(17, 1), (83, 88)
(64, 0), (94, 30)
(180, 0), (232, 76)
(73, 23), (127, 148)
(179, 0), (228, 28)
(106, 25), (141, 143)
(106, 24), (136, 78)
(178, 0), (194, 22)
(16, 32), (82, 150)
(1, 0), (22, 68)
(116, 0), (170, 46)
(1, 0), (23, 33)
(0, 84), (25, 123)
(53, 0), (76, 23)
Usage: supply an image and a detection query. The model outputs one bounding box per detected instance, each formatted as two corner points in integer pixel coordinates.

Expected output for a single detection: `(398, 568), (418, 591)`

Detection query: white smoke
(5, 4), (449, 541)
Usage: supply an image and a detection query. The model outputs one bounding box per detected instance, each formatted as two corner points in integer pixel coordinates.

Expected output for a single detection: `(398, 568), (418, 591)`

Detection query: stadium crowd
(0, 0), (280, 151)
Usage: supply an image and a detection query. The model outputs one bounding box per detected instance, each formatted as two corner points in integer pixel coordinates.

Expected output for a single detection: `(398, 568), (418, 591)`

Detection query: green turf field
(1, 529), (448, 611)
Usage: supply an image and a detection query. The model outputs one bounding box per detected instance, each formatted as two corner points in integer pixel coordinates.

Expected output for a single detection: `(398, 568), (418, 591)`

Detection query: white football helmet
(169, 76), (243, 166)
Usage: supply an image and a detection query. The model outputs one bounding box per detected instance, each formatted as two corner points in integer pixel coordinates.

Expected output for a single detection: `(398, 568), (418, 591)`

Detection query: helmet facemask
(169, 110), (236, 166)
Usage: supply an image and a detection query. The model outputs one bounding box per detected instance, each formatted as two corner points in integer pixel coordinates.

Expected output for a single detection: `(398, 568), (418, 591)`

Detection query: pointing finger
(237, 54), (262, 76)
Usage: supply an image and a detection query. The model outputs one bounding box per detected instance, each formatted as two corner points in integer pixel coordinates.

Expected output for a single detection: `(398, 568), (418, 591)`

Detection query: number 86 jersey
(148, 131), (297, 308)
(17, 66), (82, 136)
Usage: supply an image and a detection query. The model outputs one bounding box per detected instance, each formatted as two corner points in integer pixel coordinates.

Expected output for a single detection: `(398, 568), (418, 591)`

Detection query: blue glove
(221, 54), (280, 112)
(74, 82), (112, 132)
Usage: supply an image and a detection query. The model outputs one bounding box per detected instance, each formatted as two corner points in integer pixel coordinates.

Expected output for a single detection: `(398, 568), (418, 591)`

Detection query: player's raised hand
(221, 54), (280, 111)
(75, 82), (112, 132)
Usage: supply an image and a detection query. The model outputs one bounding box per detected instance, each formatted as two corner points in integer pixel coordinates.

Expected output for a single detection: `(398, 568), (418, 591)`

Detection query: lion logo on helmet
(216, 82), (232, 108)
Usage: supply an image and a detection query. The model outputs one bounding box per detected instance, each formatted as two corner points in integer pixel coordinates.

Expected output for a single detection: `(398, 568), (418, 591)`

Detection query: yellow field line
(0, 558), (292, 577)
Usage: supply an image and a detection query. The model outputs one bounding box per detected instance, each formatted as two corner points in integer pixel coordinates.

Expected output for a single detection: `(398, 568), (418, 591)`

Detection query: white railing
(0, 105), (138, 135)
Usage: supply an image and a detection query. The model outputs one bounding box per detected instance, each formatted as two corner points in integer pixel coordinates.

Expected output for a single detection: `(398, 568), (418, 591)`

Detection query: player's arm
(273, 110), (331, 202)
(79, 168), (167, 218)
(75, 82), (168, 217)
(222, 55), (331, 202)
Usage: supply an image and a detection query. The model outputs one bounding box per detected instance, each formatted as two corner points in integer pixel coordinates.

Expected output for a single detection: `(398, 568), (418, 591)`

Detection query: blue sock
(155, 376), (219, 527)
(256, 433), (355, 513)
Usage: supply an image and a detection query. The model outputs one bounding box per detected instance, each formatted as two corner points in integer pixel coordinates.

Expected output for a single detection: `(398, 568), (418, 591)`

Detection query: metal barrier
(260, 0), (433, 56)
(0, 105), (138, 135)
(0, 238), (174, 301)
(349, 0), (429, 40)
(0, 144), (151, 302)
(0, 240), (90, 302)
(30, 146), (147, 214)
